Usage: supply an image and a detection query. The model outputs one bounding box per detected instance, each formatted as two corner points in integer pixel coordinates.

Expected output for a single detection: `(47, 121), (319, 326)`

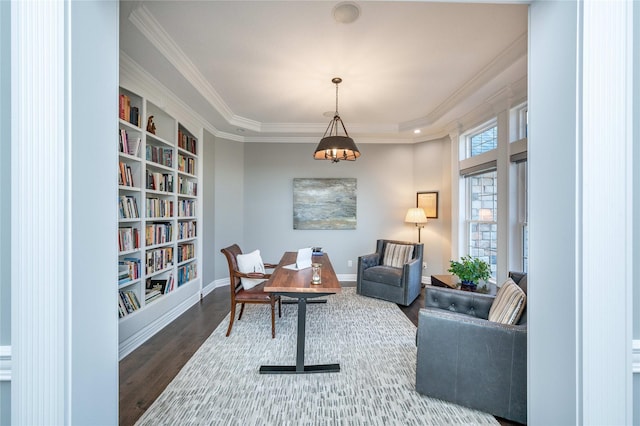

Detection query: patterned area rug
(136, 288), (498, 425)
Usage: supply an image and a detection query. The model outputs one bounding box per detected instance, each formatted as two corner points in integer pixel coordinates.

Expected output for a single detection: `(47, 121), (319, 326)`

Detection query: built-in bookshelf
(118, 87), (200, 321)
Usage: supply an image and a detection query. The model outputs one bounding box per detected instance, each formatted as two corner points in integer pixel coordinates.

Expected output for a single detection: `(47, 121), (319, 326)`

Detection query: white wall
(239, 141), (451, 277)
(634, 2), (640, 424)
(0, 1), (10, 424)
(9, 2), (118, 424)
(413, 136), (452, 277)
(208, 135), (246, 283)
(528, 1), (579, 423)
(69, 2), (119, 423)
(202, 129), (216, 286)
(530, 0), (637, 424)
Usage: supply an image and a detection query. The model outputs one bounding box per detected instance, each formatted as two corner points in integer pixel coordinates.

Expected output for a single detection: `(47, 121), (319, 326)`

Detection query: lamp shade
(313, 135), (360, 161)
(405, 208), (428, 224)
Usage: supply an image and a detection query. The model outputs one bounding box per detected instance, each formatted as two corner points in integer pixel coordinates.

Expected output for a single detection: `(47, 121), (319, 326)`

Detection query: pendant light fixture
(313, 77), (360, 163)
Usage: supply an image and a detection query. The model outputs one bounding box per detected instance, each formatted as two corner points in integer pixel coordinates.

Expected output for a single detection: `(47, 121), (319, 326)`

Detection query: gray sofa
(416, 272), (527, 424)
(356, 239), (423, 306)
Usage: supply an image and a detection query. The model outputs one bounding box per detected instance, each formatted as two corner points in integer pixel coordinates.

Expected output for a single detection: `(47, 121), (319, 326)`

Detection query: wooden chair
(220, 244), (281, 338)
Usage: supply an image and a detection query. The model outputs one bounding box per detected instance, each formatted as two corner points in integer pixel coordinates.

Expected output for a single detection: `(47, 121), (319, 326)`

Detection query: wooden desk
(260, 252), (341, 374)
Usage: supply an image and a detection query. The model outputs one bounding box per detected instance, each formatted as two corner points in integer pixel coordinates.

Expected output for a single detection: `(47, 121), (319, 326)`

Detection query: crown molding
(127, 6), (527, 142)
(400, 32), (527, 132)
(243, 135), (413, 144)
(129, 5), (263, 132)
(120, 52), (245, 142)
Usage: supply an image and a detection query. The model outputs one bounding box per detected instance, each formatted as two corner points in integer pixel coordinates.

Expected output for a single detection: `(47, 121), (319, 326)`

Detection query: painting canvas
(417, 191), (438, 219)
(293, 178), (357, 230)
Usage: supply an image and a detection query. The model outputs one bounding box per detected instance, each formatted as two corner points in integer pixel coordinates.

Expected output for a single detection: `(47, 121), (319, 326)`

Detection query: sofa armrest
(424, 285), (495, 319)
(416, 307), (527, 423)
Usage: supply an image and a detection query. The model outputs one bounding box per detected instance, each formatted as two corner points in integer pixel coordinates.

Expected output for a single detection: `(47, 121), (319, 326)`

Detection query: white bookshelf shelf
(118, 86), (201, 326)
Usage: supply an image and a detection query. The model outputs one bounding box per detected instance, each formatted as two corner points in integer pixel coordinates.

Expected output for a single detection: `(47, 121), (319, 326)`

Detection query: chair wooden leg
(270, 297), (276, 339)
(226, 303), (236, 337)
(238, 303), (245, 320)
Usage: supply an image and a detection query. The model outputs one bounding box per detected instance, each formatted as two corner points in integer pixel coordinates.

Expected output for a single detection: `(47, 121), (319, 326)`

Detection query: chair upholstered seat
(362, 265), (403, 287)
(234, 282), (273, 302)
(356, 239), (423, 306)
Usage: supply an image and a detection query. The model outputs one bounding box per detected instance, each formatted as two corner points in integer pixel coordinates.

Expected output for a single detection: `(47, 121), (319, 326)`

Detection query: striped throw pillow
(488, 278), (527, 325)
(382, 243), (414, 268)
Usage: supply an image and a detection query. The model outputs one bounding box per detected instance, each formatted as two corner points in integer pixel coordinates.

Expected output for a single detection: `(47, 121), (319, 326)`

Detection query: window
(457, 103), (528, 281)
(465, 170), (498, 278)
(517, 161), (528, 272)
(468, 125), (497, 157)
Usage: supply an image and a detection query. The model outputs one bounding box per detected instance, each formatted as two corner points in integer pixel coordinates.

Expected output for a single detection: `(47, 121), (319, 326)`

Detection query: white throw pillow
(382, 243), (414, 268)
(236, 249), (266, 290)
(488, 278), (526, 325)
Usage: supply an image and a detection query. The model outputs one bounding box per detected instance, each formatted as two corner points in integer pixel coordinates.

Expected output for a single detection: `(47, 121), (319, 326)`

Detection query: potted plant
(448, 255), (491, 291)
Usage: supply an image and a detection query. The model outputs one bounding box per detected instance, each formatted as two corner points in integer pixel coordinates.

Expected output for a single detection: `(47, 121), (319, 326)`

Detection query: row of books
(145, 222), (173, 246)
(119, 129), (141, 157)
(178, 220), (197, 240)
(119, 162), (136, 187)
(119, 195), (140, 219)
(146, 145), (173, 168)
(178, 199), (196, 217)
(177, 262), (197, 287)
(146, 247), (174, 275)
(178, 128), (197, 155)
(178, 154), (196, 175)
(118, 290), (141, 318)
(119, 258), (141, 284)
(178, 177), (197, 196)
(118, 227), (140, 252)
(146, 198), (174, 218)
(146, 171), (174, 192)
(119, 94), (141, 127)
(178, 243), (195, 263)
(144, 273), (175, 302)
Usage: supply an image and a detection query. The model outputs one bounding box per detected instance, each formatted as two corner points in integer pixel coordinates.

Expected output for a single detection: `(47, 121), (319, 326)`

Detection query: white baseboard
(633, 340), (640, 374)
(118, 292), (202, 360)
(338, 273), (357, 282)
(202, 278), (228, 298)
(0, 346), (11, 381)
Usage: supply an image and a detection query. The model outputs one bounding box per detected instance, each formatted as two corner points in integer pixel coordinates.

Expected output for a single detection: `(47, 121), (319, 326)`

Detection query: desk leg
(259, 295), (340, 375)
(296, 297), (306, 372)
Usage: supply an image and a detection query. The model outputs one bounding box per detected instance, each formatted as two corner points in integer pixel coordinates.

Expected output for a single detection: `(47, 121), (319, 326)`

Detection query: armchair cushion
(362, 265), (403, 287)
(382, 243), (414, 268)
(488, 278), (527, 325)
(236, 249), (265, 290)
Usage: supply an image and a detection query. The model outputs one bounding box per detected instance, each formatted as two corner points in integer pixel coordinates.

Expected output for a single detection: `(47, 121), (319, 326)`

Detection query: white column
(580, 0), (633, 423)
(11, 2), (66, 424)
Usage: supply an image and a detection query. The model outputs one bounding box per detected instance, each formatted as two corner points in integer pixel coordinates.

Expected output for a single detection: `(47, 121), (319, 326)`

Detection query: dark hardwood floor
(119, 283), (522, 426)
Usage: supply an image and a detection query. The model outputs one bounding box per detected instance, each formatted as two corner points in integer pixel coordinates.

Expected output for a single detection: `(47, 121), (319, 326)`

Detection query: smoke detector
(332, 2), (360, 24)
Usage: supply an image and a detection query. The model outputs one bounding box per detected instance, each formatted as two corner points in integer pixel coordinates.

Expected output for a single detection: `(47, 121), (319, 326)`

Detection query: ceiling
(119, 1), (528, 143)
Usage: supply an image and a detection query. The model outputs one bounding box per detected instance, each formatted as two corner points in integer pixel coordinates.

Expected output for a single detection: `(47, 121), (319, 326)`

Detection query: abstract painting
(293, 178), (357, 230)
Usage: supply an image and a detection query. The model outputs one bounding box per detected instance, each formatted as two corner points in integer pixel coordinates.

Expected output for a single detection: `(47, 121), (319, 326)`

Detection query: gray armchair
(416, 272), (527, 424)
(356, 239), (423, 306)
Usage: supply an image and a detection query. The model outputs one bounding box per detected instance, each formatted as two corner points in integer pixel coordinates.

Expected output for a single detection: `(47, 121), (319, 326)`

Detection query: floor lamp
(405, 208), (428, 243)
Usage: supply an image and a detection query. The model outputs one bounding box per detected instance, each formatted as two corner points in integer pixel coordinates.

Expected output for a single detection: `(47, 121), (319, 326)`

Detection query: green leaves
(447, 255), (491, 284)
